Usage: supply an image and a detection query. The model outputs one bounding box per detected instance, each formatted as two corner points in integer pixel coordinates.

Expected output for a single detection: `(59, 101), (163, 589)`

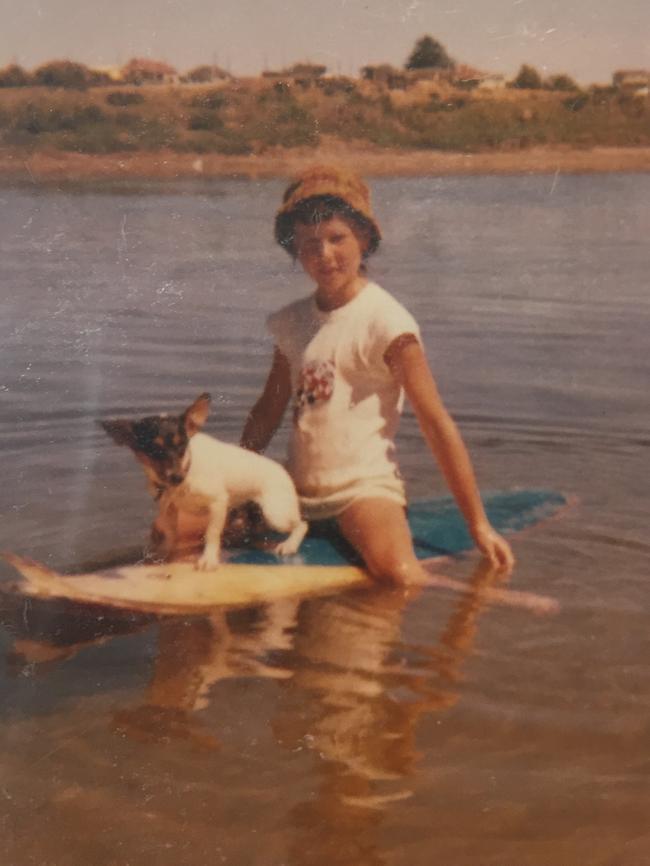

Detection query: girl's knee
(337, 498), (421, 585)
(364, 550), (420, 586)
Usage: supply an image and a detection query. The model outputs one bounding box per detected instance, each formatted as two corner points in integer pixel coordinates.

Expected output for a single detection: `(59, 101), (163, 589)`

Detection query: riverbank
(2, 143), (650, 183)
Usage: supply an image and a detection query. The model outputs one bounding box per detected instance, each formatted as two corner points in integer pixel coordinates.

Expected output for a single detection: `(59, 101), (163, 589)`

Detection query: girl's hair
(275, 194), (380, 259)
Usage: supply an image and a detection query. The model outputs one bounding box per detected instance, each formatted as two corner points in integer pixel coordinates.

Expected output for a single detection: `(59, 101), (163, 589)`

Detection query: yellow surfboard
(1, 491), (567, 616)
(1, 552), (558, 617)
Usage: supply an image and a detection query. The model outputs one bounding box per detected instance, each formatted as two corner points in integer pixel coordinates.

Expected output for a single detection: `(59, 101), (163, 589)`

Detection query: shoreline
(1, 144), (650, 183)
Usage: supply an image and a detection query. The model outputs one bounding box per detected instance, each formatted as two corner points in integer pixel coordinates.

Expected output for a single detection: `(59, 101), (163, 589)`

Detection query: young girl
(240, 165), (514, 585)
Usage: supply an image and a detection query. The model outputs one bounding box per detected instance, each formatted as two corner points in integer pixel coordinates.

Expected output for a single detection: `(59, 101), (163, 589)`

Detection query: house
(452, 64), (506, 91)
(359, 64), (404, 89)
(121, 58), (179, 85)
(613, 69), (650, 97)
(477, 73), (506, 91)
(92, 65), (123, 82)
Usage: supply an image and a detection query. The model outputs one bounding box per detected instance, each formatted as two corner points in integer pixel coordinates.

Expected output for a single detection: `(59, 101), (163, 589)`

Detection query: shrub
(33, 61), (93, 89)
(0, 64), (31, 87)
(546, 74), (579, 92)
(428, 94), (467, 112)
(213, 131), (254, 155)
(187, 111), (224, 131)
(57, 126), (128, 153)
(245, 99), (320, 148)
(113, 111), (141, 129)
(188, 89), (226, 109)
(13, 102), (107, 134)
(563, 93), (589, 112)
(316, 76), (357, 96)
(273, 81), (292, 97)
(184, 65), (229, 84)
(119, 116), (177, 149)
(105, 90), (145, 106)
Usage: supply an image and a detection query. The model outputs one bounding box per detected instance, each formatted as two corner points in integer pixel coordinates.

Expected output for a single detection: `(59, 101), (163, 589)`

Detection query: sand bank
(1, 143), (649, 184)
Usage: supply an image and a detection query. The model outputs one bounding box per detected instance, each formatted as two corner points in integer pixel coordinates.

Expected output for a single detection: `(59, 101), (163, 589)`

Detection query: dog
(100, 392), (308, 570)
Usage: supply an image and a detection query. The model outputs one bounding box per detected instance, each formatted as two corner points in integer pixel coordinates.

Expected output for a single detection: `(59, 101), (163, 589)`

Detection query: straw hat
(275, 164), (381, 255)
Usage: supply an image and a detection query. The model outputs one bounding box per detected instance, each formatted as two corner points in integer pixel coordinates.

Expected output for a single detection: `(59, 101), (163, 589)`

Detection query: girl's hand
(471, 523), (515, 572)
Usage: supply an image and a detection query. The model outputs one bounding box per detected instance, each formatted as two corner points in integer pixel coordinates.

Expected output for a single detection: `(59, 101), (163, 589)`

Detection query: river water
(1, 173), (649, 865)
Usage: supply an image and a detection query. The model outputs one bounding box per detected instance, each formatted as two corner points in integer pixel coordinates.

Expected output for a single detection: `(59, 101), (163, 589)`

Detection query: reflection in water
(112, 600), (298, 749)
(3, 596), (149, 677)
(3, 594), (298, 749)
(274, 560), (506, 866)
(3, 558), (507, 862)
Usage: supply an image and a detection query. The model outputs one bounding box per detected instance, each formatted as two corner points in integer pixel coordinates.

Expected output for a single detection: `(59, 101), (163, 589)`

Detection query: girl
(240, 165), (514, 585)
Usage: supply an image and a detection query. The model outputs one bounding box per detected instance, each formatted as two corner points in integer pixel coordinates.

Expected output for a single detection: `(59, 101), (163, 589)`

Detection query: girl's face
(294, 215), (368, 308)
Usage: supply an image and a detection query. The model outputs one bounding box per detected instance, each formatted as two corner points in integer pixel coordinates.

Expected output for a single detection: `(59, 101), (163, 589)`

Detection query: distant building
(360, 65), (409, 89)
(92, 65), (123, 82)
(613, 69), (649, 97)
(121, 58), (178, 85)
(477, 73), (506, 91)
(452, 64), (506, 91)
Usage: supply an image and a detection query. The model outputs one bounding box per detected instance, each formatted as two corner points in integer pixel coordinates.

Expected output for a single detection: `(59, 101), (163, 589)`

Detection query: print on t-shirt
(294, 359), (335, 422)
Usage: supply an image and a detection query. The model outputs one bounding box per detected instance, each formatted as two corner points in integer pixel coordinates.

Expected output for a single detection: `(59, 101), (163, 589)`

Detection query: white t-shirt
(267, 281), (421, 507)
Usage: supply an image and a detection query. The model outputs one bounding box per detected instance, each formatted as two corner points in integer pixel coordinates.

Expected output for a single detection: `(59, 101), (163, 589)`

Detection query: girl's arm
(385, 335), (515, 570)
(240, 346), (292, 452)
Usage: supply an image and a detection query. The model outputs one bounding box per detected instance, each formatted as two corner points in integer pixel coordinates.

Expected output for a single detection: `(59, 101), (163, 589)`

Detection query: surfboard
(2, 490), (566, 616)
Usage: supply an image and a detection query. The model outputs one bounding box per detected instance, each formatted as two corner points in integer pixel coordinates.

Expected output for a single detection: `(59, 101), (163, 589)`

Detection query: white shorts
(298, 474), (407, 522)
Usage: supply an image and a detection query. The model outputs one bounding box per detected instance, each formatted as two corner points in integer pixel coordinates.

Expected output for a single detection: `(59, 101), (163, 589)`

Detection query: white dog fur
(101, 393), (308, 571)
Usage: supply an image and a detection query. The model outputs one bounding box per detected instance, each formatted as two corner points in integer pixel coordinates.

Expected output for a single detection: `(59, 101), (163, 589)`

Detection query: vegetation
(512, 64), (543, 90)
(0, 43), (647, 157)
(405, 36), (454, 71)
(182, 65), (230, 84)
(32, 60), (110, 89)
(546, 74), (579, 92)
(105, 90), (145, 106)
(0, 64), (30, 87)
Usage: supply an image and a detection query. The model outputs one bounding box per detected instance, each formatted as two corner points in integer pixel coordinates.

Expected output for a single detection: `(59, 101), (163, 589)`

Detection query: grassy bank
(3, 143), (650, 185)
(1, 79), (649, 161)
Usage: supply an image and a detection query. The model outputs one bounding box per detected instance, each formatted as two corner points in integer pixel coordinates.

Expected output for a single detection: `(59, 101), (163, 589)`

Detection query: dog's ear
(99, 419), (135, 448)
(182, 392), (211, 436)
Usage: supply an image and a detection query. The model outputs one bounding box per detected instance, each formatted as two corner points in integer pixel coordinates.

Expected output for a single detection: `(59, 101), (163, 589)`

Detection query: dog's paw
(196, 549), (220, 571)
(273, 539), (298, 558)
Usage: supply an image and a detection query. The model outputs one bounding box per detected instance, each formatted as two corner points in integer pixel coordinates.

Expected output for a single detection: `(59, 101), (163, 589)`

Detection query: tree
(184, 64), (230, 84)
(405, 36), (454, 71)
(0, 64), (30, 87)
(512, 64), (543, 90)
(33, 60), (93, 89)
(546, 73), (578, 92)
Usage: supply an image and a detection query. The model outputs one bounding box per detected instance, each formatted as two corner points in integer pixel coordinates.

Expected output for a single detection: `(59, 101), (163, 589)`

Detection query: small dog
(101, 392), (308, 570)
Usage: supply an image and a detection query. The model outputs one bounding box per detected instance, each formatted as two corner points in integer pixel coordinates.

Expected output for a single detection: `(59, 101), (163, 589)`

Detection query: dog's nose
(168, 473), (184, 485)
